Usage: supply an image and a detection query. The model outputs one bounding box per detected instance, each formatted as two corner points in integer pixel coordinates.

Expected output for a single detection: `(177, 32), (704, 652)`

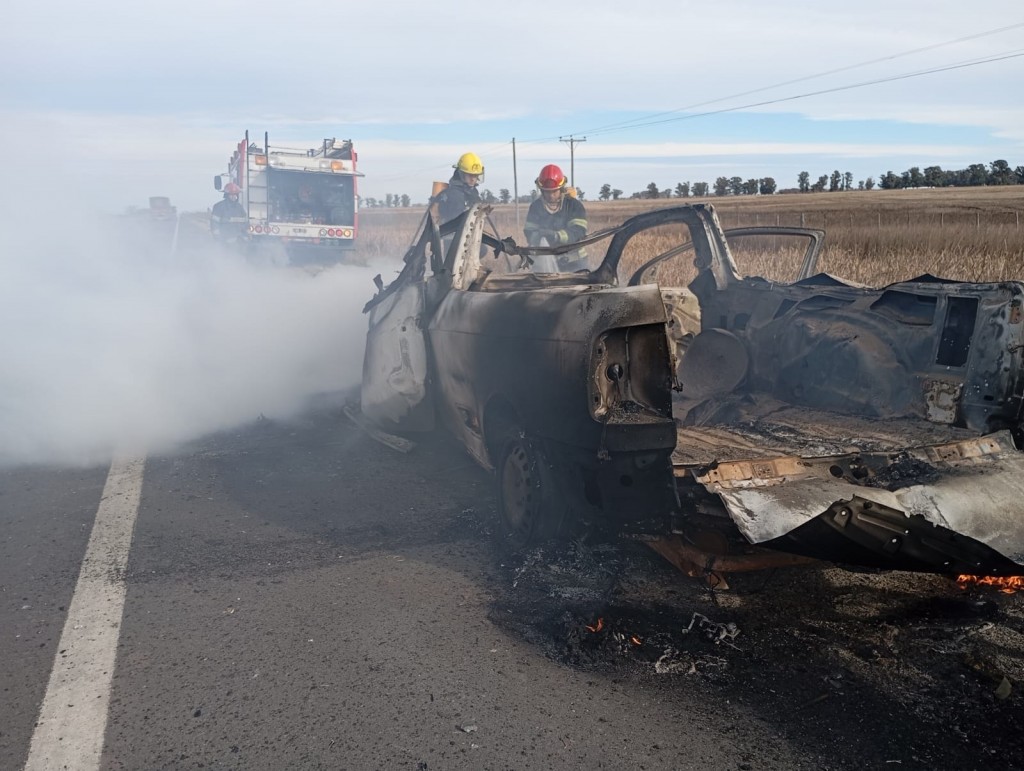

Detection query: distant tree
(576, 189), (585, 200)
(499, 188), (511, 204)
(759, 177), (777, 195)
(740, 178), (758, 195)
(692, 181), (709, 197)
(674, 182), (690, 198)
(611, 189), (623, 200)
(923, 166), (946, 188)
(630, 192), (642, 199)
(864, 177), (875, 191)
(990, 159), (1016, 185)
(797, 171), (811, 193)
(713, 177), (729, 196)
(480, 189), (497, 204)
(646, 182), (660, 199)
(857, 180), (865, 191)
(400, 194), (411, 207)
(843, 171), (853, 191)
(829, 170), (841, 192)
(599, 183), (612, 201)
(879, 171), (900, 189)
(811, 175), (828, 193)
(967, 163), (988, 186)
(907, 167), (924, 188)
(364, 197), (377, 207)
(728, 176), (744, 196)
(1016, 166), (1024, 184)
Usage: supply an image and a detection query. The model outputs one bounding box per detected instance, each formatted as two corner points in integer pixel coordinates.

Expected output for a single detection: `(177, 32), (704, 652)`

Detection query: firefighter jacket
(434, 173), (482, 226)
(211, 198), (247, 239)
(524, 196), (588, 248)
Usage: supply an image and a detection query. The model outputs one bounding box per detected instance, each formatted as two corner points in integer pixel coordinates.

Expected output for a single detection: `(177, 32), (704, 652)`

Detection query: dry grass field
(355, 186), (1024, 287)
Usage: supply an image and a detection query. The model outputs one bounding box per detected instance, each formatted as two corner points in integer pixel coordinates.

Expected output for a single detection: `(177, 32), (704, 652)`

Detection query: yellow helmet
(454, 152), (484, 176)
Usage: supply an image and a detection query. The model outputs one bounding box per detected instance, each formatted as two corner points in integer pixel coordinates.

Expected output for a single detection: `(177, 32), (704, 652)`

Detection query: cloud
(3, 0), (1022, 208)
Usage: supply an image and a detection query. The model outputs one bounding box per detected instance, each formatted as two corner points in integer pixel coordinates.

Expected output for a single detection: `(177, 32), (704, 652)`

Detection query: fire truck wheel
(496, 427), (566, 549)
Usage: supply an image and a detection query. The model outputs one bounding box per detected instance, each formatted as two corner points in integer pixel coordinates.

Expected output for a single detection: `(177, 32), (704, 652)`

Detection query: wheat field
(355, 187), (1024, 287)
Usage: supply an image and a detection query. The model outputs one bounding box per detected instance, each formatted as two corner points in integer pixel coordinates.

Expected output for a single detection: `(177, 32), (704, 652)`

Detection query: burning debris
(681, 612), (741, 648)
(956, 574), (1024, 594)
(492, 538), (749, 676)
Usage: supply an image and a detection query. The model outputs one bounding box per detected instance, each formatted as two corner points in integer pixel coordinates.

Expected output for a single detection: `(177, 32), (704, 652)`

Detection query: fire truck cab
(214, 131), (363, 263)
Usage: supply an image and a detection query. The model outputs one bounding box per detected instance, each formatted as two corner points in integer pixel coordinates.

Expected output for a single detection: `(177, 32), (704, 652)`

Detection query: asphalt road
(3, 395), (1022, 771)
(2, 397), (813, 771)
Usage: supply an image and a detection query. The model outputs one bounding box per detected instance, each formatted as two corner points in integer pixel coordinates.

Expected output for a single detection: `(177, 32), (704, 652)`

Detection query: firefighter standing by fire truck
(211, 182), (247, 243)
(434, 152), (484, 225)
(524, 164), (589, 270)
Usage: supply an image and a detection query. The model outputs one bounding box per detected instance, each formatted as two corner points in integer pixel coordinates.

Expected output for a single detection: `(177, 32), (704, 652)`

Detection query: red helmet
(536, 164), (567, 190)
(224, 182), (241, 195)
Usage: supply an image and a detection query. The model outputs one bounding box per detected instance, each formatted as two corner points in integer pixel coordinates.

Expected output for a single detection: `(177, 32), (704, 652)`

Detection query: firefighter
(434, 152), (484, 225)
(293, 183), (318, 220)
(524, 164), (589, 270)
(211, 182), (247, 242)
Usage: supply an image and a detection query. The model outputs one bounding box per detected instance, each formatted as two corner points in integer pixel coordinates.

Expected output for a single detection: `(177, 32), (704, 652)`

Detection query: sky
(3, 0), (1023, 211)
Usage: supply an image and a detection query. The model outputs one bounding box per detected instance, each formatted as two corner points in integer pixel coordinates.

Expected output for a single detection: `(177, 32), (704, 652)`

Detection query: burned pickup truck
(359, 203), (1024, 578)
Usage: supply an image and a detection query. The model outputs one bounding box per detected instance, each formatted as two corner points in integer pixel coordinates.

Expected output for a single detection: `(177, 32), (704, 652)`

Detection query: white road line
(24, 456), (145, 771)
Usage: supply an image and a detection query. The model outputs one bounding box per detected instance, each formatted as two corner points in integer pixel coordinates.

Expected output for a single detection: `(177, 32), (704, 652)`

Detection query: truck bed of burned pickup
(670, 394), (1024, 576)
(670, 394), (980, 466)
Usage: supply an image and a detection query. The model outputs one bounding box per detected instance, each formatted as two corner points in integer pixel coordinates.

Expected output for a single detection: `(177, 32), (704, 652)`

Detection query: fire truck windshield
(268, 170), (355, 226)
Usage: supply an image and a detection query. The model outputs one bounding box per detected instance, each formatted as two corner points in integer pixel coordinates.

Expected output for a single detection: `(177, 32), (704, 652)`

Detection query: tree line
(361, 159), (1023, 207)
(597, 159), (1024, 201)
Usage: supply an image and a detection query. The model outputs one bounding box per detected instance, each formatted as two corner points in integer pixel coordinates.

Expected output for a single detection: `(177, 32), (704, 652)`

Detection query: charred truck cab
(359, 203), (1024, 578)
(361, 205), (680, 546)
(214, 131), (363, 264)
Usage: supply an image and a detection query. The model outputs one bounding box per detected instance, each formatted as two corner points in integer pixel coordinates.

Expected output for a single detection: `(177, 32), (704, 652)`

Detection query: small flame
(630, 635), (643, 646)
(956, 574), (1024, 594)
(585, 617), (605, 633)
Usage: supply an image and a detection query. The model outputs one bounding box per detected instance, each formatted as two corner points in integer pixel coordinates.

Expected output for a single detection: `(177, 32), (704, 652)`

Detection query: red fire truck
(214, 131), (362, 263)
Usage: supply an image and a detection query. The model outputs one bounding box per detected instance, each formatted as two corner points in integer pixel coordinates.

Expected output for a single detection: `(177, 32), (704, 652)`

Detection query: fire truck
(214, 131), (362, 263)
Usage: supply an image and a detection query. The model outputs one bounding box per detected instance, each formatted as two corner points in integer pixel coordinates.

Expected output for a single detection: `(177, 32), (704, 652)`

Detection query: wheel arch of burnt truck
(214, 130), (363, 261)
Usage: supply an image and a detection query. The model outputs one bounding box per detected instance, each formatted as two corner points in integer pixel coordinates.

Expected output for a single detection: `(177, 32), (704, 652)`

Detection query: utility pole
(559, 135), (586, 187)
(512, 137), (520, 229)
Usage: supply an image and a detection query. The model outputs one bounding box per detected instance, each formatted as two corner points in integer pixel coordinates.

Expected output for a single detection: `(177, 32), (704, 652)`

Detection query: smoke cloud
(0, 191), (388, 469)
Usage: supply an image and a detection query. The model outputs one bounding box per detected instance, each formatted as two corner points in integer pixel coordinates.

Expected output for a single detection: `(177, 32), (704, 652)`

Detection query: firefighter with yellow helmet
(434, 152), (484, 225)
(524, 164), (589, 269)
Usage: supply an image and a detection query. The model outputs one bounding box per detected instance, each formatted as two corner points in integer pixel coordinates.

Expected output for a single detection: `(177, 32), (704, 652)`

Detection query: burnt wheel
(497, 430), (565, 549)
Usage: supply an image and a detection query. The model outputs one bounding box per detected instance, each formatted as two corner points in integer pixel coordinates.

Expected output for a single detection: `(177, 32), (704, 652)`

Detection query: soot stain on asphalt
(483, 536), (1024, 770)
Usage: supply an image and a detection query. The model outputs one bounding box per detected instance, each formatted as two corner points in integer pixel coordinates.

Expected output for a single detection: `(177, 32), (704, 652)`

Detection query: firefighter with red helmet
(434, 152), (484, 225)
(524, 164), (588, 269)
(211, 182), (247, 243)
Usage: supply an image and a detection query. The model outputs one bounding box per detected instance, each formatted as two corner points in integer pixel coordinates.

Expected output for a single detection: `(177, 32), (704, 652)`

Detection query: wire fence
(717, 209), (1024, 230)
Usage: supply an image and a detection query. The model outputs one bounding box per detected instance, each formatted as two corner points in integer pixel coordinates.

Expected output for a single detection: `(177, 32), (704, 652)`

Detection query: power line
(577, 48), (1024, 139)
(559, 136), (587, 186)
(562, 21), (1024, 139)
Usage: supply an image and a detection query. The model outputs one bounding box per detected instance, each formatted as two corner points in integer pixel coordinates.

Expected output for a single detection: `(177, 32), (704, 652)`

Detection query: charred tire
(496, 429), (567, 549)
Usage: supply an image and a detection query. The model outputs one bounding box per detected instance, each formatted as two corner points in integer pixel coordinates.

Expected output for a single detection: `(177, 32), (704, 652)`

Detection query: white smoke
(0, 192), (388, 469)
